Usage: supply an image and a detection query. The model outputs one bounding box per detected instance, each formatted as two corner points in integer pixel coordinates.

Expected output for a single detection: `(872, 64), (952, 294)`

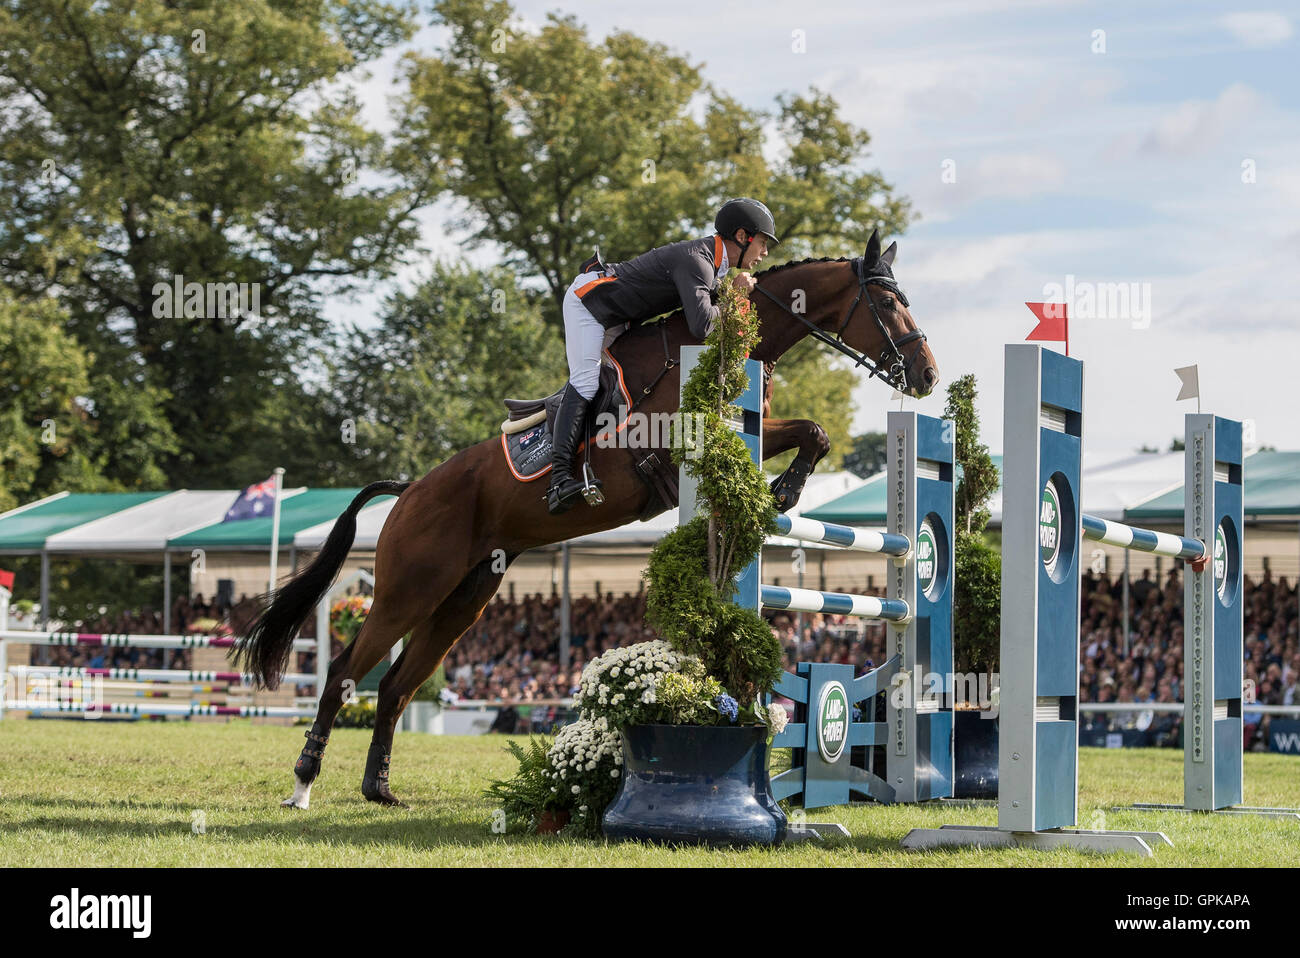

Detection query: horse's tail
(233, 480), (411, 689)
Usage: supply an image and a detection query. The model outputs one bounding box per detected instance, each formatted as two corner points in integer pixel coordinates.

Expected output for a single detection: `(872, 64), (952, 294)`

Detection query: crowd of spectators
(1077, 567), (1298, 748)
(19, 567), (1299, 747)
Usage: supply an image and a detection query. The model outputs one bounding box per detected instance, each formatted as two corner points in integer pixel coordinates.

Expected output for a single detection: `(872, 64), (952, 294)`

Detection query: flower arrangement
(486, 274), (788, 837)
(330, 594), (371, 644)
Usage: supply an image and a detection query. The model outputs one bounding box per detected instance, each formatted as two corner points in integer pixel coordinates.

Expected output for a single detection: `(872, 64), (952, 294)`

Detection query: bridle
(754, 257), (928, 394)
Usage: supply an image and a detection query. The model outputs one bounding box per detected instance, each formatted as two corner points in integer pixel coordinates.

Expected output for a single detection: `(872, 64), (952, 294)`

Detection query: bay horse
(235, 229), (939, 809)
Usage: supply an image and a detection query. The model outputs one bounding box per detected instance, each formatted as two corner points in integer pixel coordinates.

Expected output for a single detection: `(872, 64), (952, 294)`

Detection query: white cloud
(1219, 12), (1294, 48)
(1140, 83), (1261, 154)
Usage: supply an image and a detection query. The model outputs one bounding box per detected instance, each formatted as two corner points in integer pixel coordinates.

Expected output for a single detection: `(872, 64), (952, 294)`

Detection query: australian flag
(223, 475), (278, 522)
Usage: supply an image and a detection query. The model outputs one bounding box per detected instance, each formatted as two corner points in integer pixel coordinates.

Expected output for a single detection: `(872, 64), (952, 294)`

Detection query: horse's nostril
(925, 368), (938, 388)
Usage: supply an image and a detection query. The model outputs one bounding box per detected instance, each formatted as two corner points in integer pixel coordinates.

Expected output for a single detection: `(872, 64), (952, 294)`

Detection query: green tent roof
(804, 456), (1001, 525)
(1126, 451), (1300, 522)
(167, 488), (366, 548)
(0, 492), (168, 551)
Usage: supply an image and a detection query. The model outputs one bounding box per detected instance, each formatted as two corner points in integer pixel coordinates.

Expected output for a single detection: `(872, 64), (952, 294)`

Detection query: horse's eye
(882, 296), (895, 311)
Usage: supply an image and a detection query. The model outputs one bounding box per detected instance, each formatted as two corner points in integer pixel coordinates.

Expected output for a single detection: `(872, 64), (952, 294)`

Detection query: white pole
(163, 551), (172, 634)
(316, 594), (329, 708)
(560, 541), (571, 673)
(40, 552), (50, 630)
(268, 467), (286, 595)
(1122, 550), (1130, 657)
(0, 585), (9, 721)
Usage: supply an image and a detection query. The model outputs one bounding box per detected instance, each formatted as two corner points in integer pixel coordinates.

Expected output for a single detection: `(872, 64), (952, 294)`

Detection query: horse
(234, 229), (939, 809)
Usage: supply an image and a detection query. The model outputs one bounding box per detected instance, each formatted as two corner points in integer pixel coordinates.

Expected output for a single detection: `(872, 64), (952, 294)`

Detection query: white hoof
(281, 778), (313, 809)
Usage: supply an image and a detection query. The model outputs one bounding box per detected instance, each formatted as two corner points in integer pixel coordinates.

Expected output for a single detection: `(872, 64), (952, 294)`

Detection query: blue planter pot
(953, 709), (999, 799)
(602, 724), (787, 847)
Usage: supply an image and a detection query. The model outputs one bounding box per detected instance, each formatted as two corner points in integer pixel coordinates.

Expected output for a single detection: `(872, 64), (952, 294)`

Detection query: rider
(547, 197), (780, 514)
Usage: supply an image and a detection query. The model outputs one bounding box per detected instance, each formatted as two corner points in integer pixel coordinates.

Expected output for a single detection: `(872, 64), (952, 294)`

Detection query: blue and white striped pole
(759, 585), (912, 621)
(1081, 515), (1205, 562)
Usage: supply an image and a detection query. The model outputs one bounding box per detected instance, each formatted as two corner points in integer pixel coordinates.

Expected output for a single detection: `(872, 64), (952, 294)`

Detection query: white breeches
(562, 271), (620, 400)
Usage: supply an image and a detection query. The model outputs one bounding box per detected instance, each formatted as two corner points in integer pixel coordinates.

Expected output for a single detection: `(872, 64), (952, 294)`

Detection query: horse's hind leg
(282, 600), (429, 809)
(362, 557), (511, 807)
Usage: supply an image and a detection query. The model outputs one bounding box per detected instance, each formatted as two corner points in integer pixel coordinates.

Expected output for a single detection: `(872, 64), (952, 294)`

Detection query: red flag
(0, 568), (14, 591)
(1025, 302), (1070, 356)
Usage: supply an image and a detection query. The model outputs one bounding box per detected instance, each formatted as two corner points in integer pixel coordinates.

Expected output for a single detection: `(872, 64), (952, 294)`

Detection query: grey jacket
(575, 235), (725, 339)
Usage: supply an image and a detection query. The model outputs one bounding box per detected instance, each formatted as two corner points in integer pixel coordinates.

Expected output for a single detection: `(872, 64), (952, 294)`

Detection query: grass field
(1, 720), (1297, 867)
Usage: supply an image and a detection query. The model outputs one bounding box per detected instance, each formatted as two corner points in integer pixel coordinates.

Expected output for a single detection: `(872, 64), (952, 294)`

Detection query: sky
(331, 0), (1300, 460)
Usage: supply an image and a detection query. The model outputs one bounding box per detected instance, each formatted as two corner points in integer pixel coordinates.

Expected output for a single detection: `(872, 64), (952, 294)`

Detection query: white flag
(1174, 365), (1199, 402)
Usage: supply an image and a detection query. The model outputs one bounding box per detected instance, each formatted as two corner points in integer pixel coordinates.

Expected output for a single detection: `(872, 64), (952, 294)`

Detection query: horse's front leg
(761, 417), (830, 513)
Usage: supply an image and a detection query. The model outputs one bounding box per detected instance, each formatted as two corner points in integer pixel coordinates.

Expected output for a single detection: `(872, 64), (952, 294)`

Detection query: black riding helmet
(715, 198), (780, 260)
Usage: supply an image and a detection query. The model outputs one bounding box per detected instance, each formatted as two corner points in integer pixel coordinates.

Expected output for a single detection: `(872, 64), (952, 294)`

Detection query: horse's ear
(881, 240), (898, 268)
(863, 229), (881, 266)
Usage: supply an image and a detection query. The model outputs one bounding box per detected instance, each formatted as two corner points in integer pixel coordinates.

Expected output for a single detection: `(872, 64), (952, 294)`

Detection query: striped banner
(7, 666), (316, 685)
(1081, 515), (1204, 561)
(759, 584), (911, 622)
(772, 514), (911, 557)
(8, 701), (316, 718)
(0, 631), (315, 652)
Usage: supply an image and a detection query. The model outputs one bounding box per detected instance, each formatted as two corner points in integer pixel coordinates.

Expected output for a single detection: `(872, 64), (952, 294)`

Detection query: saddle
(501, 363), (625, 437)
(498, 355), (679, 518)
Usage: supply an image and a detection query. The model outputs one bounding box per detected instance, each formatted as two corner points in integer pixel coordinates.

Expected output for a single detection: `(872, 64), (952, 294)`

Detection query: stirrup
(580, 462), (605, 506)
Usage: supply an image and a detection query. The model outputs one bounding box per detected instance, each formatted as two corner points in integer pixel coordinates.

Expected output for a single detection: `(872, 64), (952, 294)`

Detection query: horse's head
(833, 230), (938, 398)
(752, 231), (938, 398)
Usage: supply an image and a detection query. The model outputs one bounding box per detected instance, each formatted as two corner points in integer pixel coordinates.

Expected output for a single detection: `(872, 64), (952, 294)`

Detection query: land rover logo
(917, 520), (936, 596)
(1214, 523), (1228, 602)
(1040, 480), (1062, 575)
(817, 681), (849, 763)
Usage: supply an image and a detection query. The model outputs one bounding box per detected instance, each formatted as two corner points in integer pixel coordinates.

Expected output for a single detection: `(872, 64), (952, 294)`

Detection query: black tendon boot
(361, 740), (406, 807)
(294, 728), (329, 784)
(547, 383), (602, 514)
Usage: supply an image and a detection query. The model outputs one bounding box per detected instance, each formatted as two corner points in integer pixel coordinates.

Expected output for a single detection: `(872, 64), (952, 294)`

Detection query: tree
(946, 374), (1000, 536)
(0, 289), (175, 510)
(398, 0), (915, 466)
(841, 431), (888, 479)
(324, 262), (565, 481)
(943, 374), (1000, 683)
(0, 0), (429, 487)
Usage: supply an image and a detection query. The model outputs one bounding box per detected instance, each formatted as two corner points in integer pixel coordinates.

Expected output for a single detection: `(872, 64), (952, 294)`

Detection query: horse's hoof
(364, 786), (409, 809)
(282, 776), (313, 809)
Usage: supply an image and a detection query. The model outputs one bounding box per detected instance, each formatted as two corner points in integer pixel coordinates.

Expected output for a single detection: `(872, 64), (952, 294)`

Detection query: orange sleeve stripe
(713, 234), (723, 266)
(576, 275), (618, 298)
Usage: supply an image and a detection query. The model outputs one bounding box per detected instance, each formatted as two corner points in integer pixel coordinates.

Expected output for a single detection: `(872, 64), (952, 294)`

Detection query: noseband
(755, 258), (928, 393)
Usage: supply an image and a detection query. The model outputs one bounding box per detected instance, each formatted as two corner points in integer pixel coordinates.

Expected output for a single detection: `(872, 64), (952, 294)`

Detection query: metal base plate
(901, 824), (1173, 857)
(786, 822), (852, 843)
(1126, 803), (1300, 821)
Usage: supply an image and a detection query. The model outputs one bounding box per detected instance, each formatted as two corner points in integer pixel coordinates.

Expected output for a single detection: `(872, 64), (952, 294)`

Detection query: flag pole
(268, 467), (286, 595)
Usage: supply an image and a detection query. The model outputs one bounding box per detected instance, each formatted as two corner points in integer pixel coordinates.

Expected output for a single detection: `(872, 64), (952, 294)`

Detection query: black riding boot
(547, 383), (602, 515)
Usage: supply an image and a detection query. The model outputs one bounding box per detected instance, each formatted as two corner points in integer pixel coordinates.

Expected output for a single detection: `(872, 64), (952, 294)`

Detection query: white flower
(767, 702), (789, 735)
(571, 785), (580, 795)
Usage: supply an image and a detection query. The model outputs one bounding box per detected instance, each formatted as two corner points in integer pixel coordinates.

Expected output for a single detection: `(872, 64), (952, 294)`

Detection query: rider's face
(736, 232), (770, 269)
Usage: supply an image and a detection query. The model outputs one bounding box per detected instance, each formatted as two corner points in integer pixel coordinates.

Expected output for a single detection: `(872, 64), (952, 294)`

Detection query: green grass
(1, 720), (1297, 866)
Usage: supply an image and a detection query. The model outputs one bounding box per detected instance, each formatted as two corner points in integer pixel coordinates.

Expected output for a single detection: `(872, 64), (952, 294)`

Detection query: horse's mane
(754, 256), (852, 280)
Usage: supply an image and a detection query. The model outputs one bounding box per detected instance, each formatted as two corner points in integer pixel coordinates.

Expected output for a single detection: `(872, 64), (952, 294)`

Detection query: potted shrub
(946, 374), (1001, 798)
